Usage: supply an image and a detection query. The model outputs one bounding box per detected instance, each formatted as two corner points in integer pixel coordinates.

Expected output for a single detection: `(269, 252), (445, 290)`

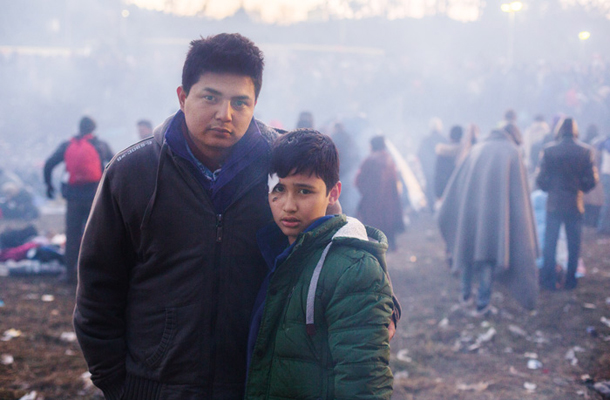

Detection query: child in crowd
(245, 129), (398, 400)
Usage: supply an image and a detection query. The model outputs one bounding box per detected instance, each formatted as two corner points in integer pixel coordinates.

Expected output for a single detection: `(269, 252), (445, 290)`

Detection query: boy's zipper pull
(216, 214), (223, 242)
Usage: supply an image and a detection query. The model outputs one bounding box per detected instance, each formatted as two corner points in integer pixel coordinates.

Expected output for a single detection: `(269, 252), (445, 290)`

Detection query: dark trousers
(541, 210), (583, 290)
(65, 198), (94, 283)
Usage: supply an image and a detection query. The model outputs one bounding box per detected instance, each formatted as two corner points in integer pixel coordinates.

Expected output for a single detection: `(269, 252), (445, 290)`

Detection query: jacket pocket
(145, 307), (176, 368)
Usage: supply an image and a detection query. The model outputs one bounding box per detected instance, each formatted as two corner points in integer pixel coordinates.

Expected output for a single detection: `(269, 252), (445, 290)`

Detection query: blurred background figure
(417, 118), (446, 213)
(523, 114), (550, 174)
(295, 111), (314, 129)
(434, 125), (463, 201)
(596, 134), (610, 234)
(582, 124), (605, 227)
(136, 119), (153, 140)
(438, 125), (539, 315)
(536, 118), (598, 291)
(43, 116), (114, 283)
(356, 135), (405, 252)
(0, 181), (39, 221)
(331, 122), (359, 216)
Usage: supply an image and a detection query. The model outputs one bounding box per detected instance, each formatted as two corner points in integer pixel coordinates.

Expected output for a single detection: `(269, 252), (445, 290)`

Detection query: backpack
(64, 134), (102, 185)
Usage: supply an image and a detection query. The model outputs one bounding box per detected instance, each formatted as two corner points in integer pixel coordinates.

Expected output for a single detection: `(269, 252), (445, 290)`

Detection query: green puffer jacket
(246, 215), (395, 400)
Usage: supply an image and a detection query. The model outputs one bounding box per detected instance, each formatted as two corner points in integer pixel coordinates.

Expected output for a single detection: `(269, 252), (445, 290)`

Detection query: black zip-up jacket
(74, 115), (280, 400)
(536, 136), (598, 214)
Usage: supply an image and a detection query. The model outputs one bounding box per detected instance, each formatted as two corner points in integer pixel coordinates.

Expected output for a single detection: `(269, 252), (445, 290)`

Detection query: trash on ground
(468, 327), (496, 351)
(583, 303), (596, 309)
(509, 366), (529, 378)
(393, 370), (410, 383)
(565, 346), (585, 366)
(1, 354), (14, 365)
(1, 329), (22, 341)
(18, 392), (37, 400)
(456, 381), (490, 392)
(508, 324), (528, 337)
(586, 326), (599, 337)
(524, 352), (538, 359)
(41, 294), (54, 302)
(438, 317), (449, 328)
(524, 382), (537, 392)
(396, 349), (412, 363)
(527, 359), (543, 370)
(81, 371), (95, 390)
(593, 381), (610, 397)
(601, 316), (610, 328)
(60, 331), (77, 342)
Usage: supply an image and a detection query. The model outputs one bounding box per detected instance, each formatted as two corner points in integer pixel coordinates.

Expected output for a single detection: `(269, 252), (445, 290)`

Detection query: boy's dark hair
(182, 33), (264, 99)
(79, 116), (96, 135)
(270, 129), (339, 193)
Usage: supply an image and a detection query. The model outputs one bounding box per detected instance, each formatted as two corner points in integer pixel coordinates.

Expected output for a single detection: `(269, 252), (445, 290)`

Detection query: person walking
(438, 125), (539, 315)
(43, 116), (113, 283)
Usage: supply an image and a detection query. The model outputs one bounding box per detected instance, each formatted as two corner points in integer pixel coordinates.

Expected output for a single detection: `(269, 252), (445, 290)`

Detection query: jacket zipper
(207, 213), (224, 397)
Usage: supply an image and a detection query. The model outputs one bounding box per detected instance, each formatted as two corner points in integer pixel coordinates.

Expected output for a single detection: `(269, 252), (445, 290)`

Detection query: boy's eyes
(271, 185), (284, 193)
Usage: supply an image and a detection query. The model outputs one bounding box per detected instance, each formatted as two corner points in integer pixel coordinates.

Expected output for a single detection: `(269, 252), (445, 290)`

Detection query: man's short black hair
(79, 116), (96, 135)
(137, 119), (152, 129)
(182, 33), (264, 99)
(449, 125), (463, 142)
(370, 135), (386, 152)
(270, 129), (339, 193)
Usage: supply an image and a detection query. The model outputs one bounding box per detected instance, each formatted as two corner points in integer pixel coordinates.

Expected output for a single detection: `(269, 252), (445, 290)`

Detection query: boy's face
(177, 72), (256, 159)
(269, 172), (341, 245)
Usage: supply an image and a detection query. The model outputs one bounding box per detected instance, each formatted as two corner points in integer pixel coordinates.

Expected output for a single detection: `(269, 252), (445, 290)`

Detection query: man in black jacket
(536, 118), (598, 291)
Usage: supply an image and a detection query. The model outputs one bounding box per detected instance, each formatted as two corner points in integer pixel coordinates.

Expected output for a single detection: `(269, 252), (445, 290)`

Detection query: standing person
(598, 135), (610, 234)
(582, 124), (605, 227)
(523, 114), (550, 173)
(331, 121), (359, 216)
(356, 135), (405, 252)
(433, 125), (463, 200)
(136, 119), (153, 140)
(73, 34), (398, 400)
(417, 118), (445, 212)
(43, 116), (113, 284)
(438, 126), (539, 314)
(536, 118), (598, 290)
(295, 111), (314, 129)
(246, 129), (396, 400)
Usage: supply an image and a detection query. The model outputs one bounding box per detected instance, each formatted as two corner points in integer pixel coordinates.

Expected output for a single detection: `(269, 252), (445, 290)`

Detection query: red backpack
(64, 134), (102, 185)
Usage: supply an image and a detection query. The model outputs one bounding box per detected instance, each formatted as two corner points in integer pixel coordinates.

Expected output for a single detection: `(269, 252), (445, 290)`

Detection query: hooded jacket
(246, 215), (395, 400)
(74, 112), (281, 400)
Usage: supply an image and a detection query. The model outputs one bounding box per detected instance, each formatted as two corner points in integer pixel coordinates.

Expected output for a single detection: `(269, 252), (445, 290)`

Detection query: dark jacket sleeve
(580, 148), (599, 193)
(325, 255), (394, 400)
(43, 142), (69, 186)
(73, 167), (133, 400)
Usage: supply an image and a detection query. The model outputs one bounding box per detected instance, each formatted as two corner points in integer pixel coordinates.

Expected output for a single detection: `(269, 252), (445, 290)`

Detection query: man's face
(177, 72), (256, 159)
(269, 171), (341, 244)
(137, 125), (152, 139)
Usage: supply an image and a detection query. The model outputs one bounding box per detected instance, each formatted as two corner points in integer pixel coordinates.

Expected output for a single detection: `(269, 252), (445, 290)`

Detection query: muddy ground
(1, 212), (609, 399)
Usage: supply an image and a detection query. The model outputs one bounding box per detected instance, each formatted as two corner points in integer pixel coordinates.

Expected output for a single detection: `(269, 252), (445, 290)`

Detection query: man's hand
(388, 320), (396, 341)
(46, 185), (55, 199)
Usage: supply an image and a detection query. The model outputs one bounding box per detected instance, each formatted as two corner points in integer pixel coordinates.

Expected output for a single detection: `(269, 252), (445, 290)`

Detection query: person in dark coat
(356, 135), (405, 251)
(417, 118), (446, 212)
(438, 126), (539, 314)
(43, 116), (114, 283)
(536, 118), (598, 290)
(433, 125), (463, 200)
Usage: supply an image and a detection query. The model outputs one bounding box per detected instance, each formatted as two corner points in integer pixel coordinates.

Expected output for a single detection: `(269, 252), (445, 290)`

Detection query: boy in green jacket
(246, 129), (396, 400)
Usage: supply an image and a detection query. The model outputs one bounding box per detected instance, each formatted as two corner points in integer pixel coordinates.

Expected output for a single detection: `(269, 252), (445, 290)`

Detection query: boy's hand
(388, 320), (396, 340)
